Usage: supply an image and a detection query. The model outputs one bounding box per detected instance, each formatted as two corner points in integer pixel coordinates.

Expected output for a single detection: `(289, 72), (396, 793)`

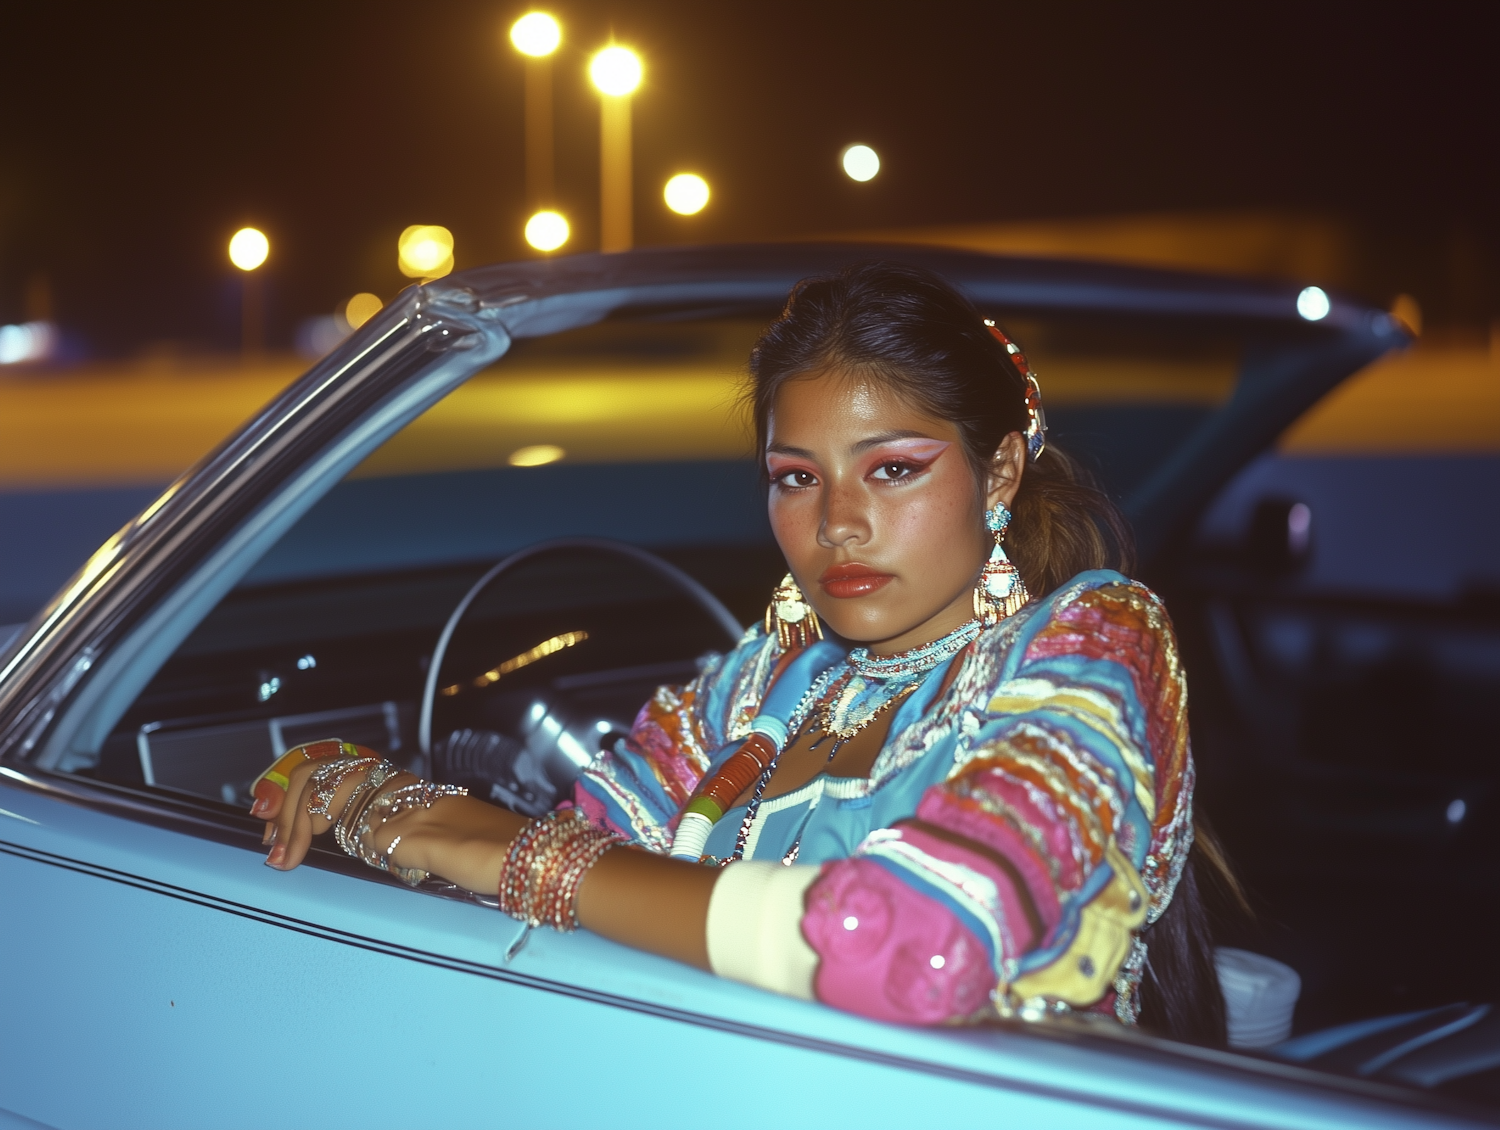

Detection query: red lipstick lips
(820, 562), (894, 599)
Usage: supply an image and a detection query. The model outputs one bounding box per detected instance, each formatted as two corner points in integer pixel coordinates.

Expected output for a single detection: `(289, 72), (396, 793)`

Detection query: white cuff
(705, 861), (821, 1000)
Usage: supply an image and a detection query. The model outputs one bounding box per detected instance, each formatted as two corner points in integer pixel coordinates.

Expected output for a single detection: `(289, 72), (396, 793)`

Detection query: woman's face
(765, 368), (1024, 654)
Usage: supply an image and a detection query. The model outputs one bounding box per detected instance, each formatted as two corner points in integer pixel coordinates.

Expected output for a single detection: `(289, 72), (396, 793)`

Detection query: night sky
(3, 0), (1496, 353)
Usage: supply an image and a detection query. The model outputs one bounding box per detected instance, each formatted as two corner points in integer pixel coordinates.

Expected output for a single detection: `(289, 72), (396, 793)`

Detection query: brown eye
(871, 461), (918, 481)
(775, 469), (817, 488)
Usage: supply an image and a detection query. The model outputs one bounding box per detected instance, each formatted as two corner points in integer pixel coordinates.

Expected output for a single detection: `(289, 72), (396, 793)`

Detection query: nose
(818, 477), (870, 549)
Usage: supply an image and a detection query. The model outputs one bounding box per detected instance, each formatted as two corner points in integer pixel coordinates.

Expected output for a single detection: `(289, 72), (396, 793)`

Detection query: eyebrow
(766, 431), (943, 460)
(851, 429), (940, 453)
(765, 443), (815, 459)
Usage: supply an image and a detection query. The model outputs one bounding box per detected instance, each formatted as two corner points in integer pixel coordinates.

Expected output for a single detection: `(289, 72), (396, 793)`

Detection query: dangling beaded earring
(973, 503), (1031, 628)
(765, 573), (823, 651)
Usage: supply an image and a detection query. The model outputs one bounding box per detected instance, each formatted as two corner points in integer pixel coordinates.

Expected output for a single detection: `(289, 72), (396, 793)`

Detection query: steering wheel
(418, 537), (744, 759)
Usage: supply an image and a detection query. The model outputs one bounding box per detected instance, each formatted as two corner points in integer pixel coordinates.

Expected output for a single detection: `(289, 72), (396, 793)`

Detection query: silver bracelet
(304, 757), (384, 822)
(350, 778), (467, 886)
(333, 762), (402, 855)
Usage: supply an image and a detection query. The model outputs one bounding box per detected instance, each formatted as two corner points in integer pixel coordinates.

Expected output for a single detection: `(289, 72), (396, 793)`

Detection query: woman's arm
(260, 759), (717, 969)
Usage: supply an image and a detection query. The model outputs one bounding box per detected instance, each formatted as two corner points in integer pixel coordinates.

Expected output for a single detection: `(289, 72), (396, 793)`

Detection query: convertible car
(1, 244), (1495, 1128)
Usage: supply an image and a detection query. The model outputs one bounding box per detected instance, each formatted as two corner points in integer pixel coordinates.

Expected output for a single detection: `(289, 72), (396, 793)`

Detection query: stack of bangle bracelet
(498, 808), (625, 931)
(330, 763), (467, 886)
(306, 756), (385, 822)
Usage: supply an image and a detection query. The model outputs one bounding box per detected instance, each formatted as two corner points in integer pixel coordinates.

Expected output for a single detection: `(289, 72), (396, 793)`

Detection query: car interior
(36, 307), (1500, 1106)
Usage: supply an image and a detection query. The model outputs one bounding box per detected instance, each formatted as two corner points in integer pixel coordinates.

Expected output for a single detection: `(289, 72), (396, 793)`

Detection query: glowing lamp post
(511, 12), (562, 251)
(229, 227), (269, 356)
(664, 173), (709, 216)
(525, 210), (570, 252)
(398, 225), (454, 279)
(841, 144), (880, 182)
(589, 45), (642, 253)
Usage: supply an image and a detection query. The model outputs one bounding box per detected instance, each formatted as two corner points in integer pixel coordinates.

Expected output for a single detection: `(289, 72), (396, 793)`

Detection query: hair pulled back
(749, 261), (1134, 597)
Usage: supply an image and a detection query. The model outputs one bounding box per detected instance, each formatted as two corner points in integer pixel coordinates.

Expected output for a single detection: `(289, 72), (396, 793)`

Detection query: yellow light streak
(508, 442), (565, 466)
(440, 630), (589, 696)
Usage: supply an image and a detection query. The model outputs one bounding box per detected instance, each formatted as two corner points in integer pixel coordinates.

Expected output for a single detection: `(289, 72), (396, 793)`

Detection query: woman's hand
(372, 794), (525, 893)
(258, 756), (416, 870)
(257, 756), (527, 893)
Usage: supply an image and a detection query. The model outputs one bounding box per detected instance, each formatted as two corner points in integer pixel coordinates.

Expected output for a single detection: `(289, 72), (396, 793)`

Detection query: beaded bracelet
(497, 809), (625, 931)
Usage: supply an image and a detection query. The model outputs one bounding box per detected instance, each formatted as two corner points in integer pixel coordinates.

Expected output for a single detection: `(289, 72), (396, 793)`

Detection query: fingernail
(249, 798), (268, 816)
(265, 843), (286, 867)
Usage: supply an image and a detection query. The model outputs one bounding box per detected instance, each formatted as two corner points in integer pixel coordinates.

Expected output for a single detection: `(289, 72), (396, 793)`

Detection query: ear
(984, 431), (1027, 512)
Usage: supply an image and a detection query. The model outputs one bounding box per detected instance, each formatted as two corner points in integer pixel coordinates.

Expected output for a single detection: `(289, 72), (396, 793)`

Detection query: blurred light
(257, 676), (281, 702)
(1391, 293), (1422, 336)
(472, 631), (588, 687)
(295, 316), (347, 359)
(1296, 286), (1330, 321)
(594, 720), (612, 733)
(525, 210), (570, 251)
(510, 11), (561, 56)
(842, 144), (879, 182)
(343, 292), (383, 329)
(1447, 798), (1467, 824)
(0, 321), (57, 365)
(229, 227), (269, 271)
(398, 225), (454, 278)
(509, 443), (565, 467)
(296, 654), (317, 670)
(664, 173), (710, 215)
(1287, 502), (1312, 555)
(589, 45), (642, 96)
(929, 954), (946, 969)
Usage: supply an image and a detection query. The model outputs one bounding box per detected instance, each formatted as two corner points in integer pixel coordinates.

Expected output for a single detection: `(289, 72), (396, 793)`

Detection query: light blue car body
(1, 245), (1467, 1128)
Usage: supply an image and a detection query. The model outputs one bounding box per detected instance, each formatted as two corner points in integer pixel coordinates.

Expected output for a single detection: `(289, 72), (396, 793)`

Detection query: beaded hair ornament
(983, 318), (1048, 462)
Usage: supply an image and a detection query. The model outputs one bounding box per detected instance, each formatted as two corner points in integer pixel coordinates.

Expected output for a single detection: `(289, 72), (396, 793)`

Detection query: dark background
(1, 0), (1497, 354)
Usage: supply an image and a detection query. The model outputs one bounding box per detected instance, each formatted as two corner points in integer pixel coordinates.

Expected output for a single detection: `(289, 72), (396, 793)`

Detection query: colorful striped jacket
(575, 570), (1195, 1025)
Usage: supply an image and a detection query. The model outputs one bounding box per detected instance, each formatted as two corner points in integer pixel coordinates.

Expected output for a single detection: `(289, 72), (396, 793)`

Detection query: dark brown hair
(749, 262), (1135, 594)
(749, 261), (1234, 1045)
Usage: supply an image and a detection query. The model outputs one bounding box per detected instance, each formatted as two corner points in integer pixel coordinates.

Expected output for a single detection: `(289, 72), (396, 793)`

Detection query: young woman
(254, 262), (1225, 1043)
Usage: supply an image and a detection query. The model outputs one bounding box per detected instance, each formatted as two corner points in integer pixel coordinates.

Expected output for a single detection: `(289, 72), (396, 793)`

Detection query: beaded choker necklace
(847, 617), (983, 679)
(790, 615), (985, 753)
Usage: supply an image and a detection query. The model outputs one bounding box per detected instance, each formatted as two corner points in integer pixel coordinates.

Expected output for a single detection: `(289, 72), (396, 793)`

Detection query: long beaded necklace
(729, 616), (984, 860)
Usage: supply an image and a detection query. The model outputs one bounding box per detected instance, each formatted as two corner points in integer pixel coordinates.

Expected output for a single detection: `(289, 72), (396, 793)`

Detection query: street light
(341, 292), (383, 331)
(229, 227), (269, 356)
(510, 12), (560, 222)
(663, 173), (709, 216)
(841, 144), (880, 182)
(510, 11), (559, 56)
(228, 227), (269, 270)
(525, 210), (570, 252)
(589, 45), (642, 252)
(398, 225), (454, 279)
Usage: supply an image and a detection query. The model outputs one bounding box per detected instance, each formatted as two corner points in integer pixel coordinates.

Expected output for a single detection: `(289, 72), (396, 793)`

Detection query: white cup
(1216, 947), (1302, 1049)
